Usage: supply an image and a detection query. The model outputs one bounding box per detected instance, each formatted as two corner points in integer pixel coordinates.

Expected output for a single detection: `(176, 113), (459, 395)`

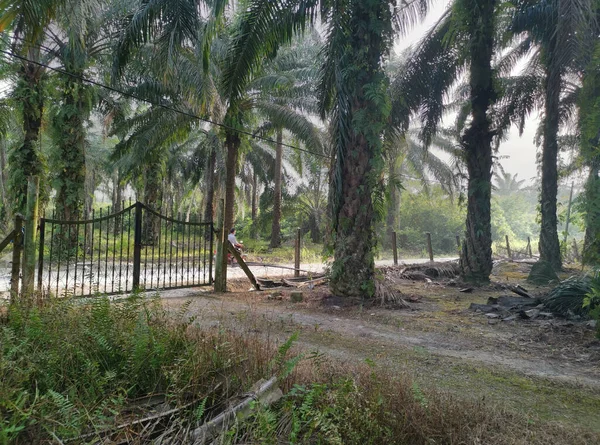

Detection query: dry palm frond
(374, 279), (409, 308)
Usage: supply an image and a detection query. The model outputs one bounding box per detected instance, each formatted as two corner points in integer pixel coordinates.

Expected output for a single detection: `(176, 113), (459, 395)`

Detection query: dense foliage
(0, 0), (597, 296)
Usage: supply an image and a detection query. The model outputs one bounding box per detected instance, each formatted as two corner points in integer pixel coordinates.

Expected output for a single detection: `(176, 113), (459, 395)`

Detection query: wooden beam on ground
(227, 243), (260, 291)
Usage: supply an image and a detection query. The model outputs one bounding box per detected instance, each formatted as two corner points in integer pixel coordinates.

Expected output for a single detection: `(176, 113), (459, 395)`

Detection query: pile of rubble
(470, 295), (555, 324)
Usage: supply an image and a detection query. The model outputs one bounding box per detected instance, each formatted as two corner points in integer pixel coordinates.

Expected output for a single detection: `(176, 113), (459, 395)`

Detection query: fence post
(37, 218), (45, 294)
(214, 199), (226, 292)
(505, 235), (512, 260)
(426, 232), (434, 262)
(132, 202), (142, 290)
(22, 176), (39, 299)
(527, 236), (533, 257)
(572, 239), (580, 262)
(10, 214), (23, 300)
(563, 181), (574, 245)
(294, 228), (301, 277)
(392, 231), (398, 266)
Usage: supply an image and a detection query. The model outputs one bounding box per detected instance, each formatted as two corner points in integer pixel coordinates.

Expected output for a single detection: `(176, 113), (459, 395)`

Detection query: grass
(1, 295), (598, 444)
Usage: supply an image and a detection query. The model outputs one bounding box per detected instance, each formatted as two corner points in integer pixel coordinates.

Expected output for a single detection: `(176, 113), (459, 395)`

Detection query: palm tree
(221, 1), (434, 297)
(382, 128), (460, 249)
(46, 0), (114, 221)
(579, 41), (600, 264)
(493, 165), (526, 196)
(392, 0), (500, 283)
(510, 0), (596, 270)
(0, 0), (66, 212)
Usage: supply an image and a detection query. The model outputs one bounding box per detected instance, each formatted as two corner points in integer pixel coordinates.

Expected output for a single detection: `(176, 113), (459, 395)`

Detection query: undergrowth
(1, 295), (598, 444)
(0, 295), (279, 443)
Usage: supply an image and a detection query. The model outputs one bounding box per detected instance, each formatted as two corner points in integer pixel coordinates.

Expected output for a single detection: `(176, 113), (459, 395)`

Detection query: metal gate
(37, 202), (214, 297)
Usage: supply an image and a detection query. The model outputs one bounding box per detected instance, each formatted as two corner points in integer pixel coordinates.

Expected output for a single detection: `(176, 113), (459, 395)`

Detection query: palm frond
(222, 0), (318, 105)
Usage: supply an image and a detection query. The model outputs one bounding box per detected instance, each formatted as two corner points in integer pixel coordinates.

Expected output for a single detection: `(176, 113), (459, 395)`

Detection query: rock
(486, 313), (500, 319)
(488, 318), (499, 325)
(502, 315), (517, 322)
(459, 287), (473, 293)
(524, 308), (540, 319)
(586, 320), (598, 329)
(290, 292), (303, 303)
(268, 291), (283, 300)
(527, 261), (559, 285)
(538, 312), (554, 319)
(492, 296), (538, 310)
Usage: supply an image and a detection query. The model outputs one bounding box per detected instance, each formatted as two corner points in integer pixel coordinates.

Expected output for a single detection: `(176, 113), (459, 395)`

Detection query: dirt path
(159, 260), (600, 431)
(162, 287), (600, 388)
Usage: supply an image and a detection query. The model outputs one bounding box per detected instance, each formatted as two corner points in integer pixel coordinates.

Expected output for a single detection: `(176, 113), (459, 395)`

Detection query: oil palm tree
(0, 0), (66, 212)
(46, 0), (115, 221)
(509, 0), (596, 270)
(392, 0), (500, 283)
(221, 0), (433, 297)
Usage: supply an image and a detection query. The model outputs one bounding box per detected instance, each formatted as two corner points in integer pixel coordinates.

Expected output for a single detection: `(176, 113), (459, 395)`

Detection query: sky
(394, 1), (542, 186)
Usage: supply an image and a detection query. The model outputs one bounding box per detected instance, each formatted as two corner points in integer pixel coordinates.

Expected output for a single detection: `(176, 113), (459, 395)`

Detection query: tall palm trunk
(270, 129), (283, 248)
(251, 169), (258, 222)
(54, 74), (87, 223)
(143, 162), (163, 243)
(583, 159), (600, 264)
(224, 131), (240, 235)
(251, 168), (258, 239)
(329, 2), (392, 298)
(203, 144), (216, 223)
(385, 159), (398, 250)
(459, 0), (496, 283)
(216, 129), (241, 291)
(538, 49), (562, 270)
(0, 138), (10, 223)
(9, 61), (45, 213)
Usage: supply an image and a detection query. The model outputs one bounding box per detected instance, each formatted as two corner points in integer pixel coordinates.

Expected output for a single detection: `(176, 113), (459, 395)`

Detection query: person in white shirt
(228, 228), (243, 250)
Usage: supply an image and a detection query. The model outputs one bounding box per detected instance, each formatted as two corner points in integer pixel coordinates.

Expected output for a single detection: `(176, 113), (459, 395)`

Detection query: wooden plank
(0, 229), (16, 254)
(227, 243), (260, 291)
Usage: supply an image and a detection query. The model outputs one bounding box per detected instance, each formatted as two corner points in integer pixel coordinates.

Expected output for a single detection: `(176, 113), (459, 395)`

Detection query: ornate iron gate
(37, 202), (213, 297)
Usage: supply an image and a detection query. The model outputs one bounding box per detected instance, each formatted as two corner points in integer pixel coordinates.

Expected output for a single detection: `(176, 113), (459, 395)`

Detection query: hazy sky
(394, 1), (542, 186)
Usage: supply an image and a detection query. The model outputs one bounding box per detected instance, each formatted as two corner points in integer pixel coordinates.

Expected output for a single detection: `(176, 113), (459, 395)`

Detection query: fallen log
(282, 276), (328, 288)
(191, 377), (282, 445)
(505, 284), (533, 298)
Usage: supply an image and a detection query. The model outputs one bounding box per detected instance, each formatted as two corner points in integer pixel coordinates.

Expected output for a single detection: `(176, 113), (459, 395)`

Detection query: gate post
(132, 202), (143, 290)
(22, 176), (39, 299)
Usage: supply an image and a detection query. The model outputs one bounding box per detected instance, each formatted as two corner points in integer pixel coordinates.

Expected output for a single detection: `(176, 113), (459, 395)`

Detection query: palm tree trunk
(329, 1), (393, 298)
(54, 74), (87, 223)
(143, 162), (163, 243)
(385, 160), (398, 250)
(330, 131), (377, 297)
(538, 53), (563, 270)
(9, 62), (45, 214)
(270, 129), (283, 248)
(583, 159), (600, 264)
(224, 131), (240, 232)
(459, 0), (496, 283)
(0, 137), (10, 223)
(204, 144), (216, 223)
(251, 169), (258, 222)
(251, 168), (258, 239)
(216, 129), (241, 291)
